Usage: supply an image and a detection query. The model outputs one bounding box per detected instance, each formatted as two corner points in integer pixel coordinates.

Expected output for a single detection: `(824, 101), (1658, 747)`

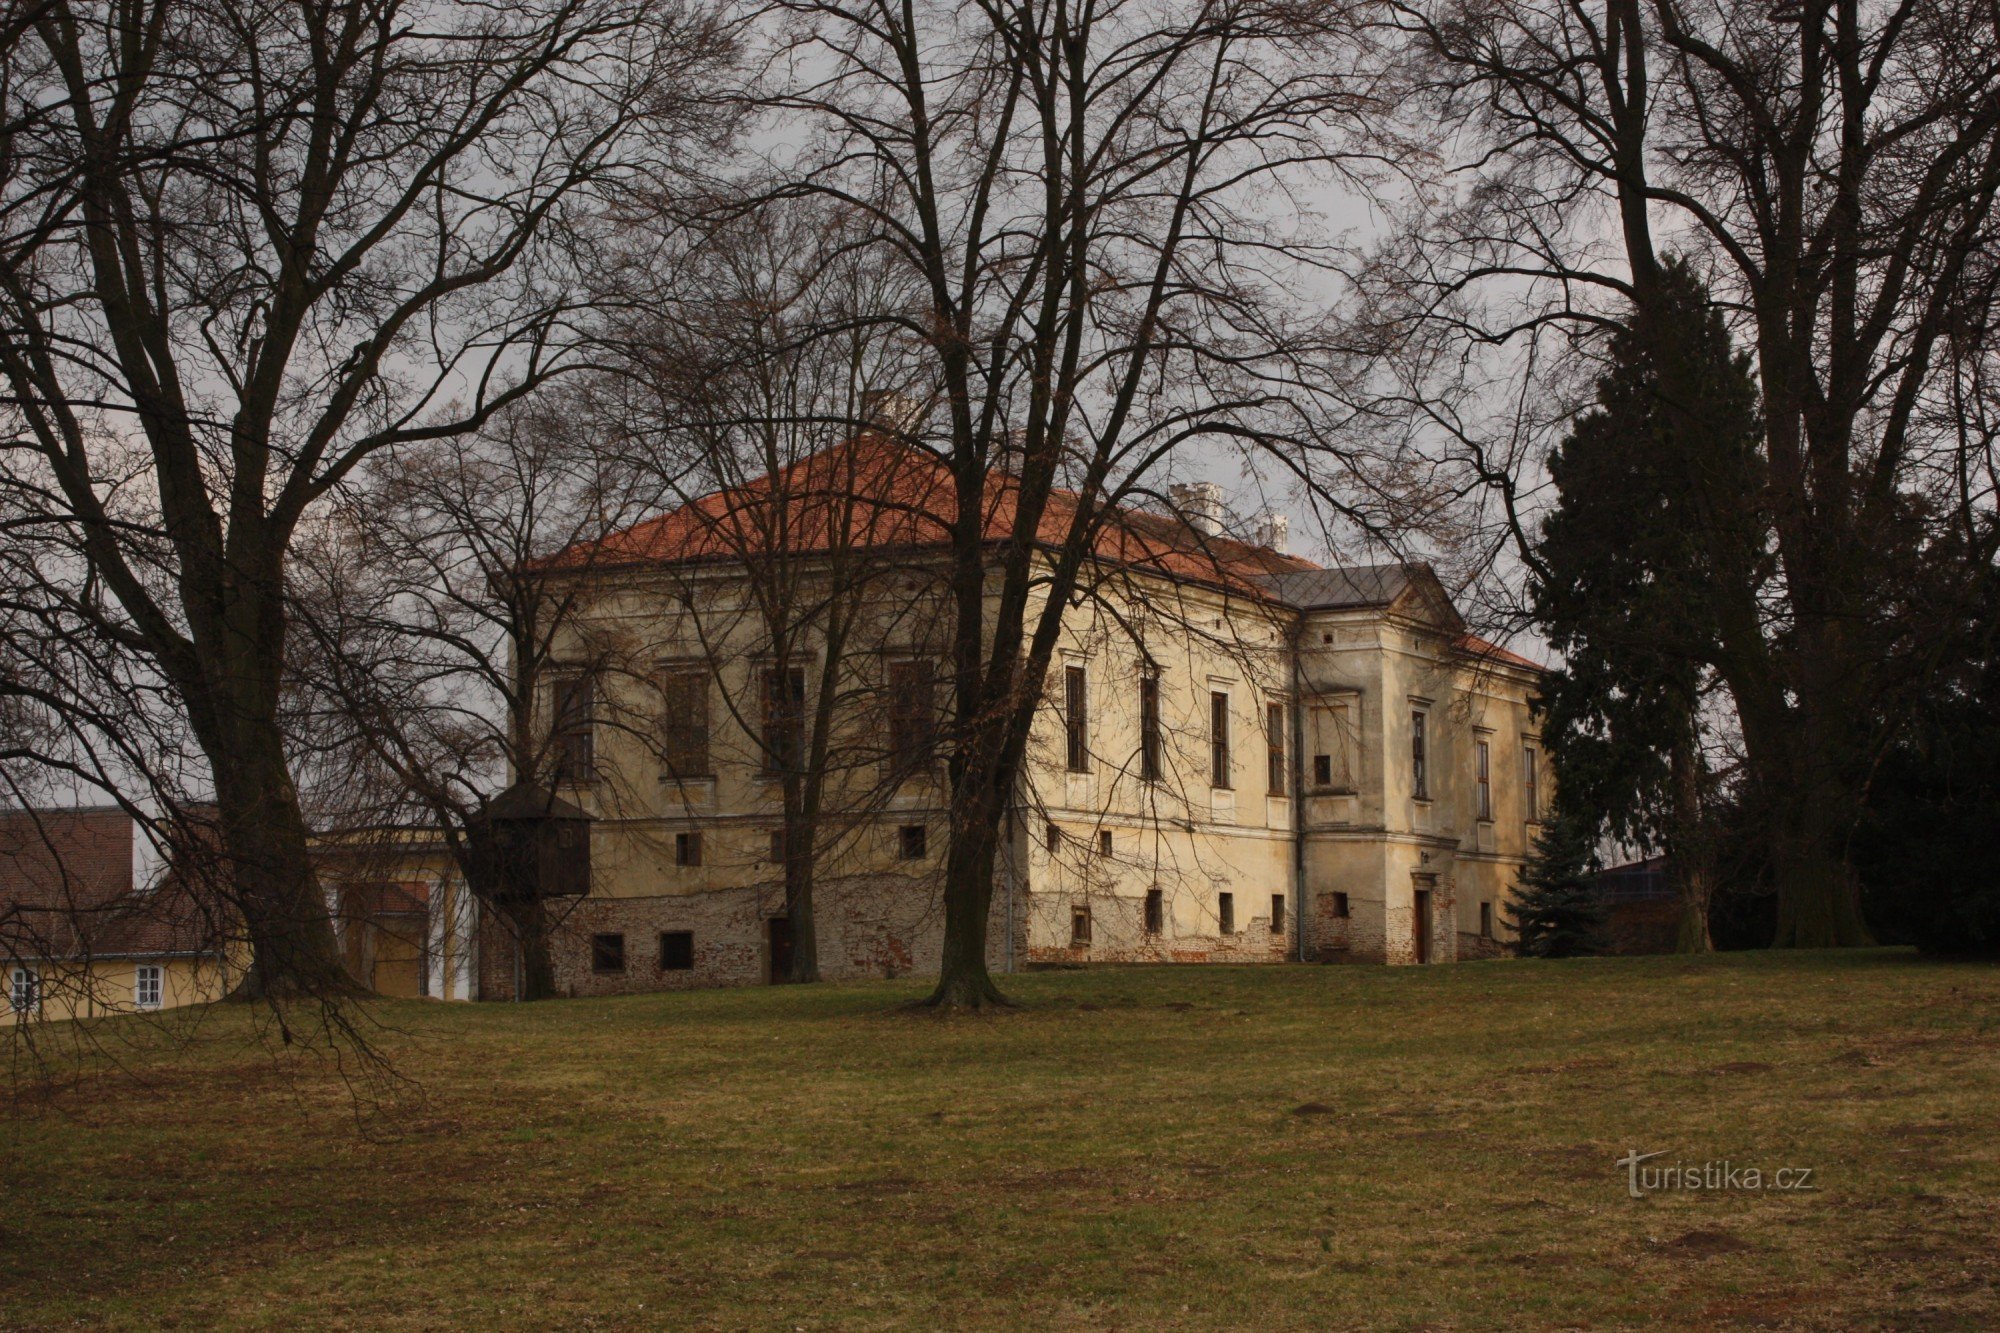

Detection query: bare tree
(1372, 0), (2000, 945)
(288, 390), (667, 998)
(589, 198), (953, 983)
(0, 0), (732, 996)
(750, 0), (1385, 1006)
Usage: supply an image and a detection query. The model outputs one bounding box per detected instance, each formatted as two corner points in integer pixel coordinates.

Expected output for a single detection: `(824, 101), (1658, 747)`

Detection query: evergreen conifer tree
(1505, 807), (1606, 958)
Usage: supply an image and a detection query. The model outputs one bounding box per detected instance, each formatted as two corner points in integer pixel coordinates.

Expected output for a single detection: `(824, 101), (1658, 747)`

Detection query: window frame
(658, 930), (695, 971)
(1063, 664), (1090, 773)
(549, 673), (597, 785)
(1144, 888), (1164, 935)
(1266, 701), (1287, 797)
(1218, 891), (1236, 935)
(1476, 737), (1492, 821)
(886, 659), (939, 776)
(591, 932), (626, 974)
(1410, 708), (1430, 802)
(1479, 902), (1494, 939)
(10, 965), (39, 1014)
(1271, 894), (1286, 934)
(1209, 691), (1232, 790)
(1332, 891), (1351, 919)
(674, 830), (703, 867)
(1070, 906), (1092, 947)
(762, 666), (807, 776)
(1139, 673), (1162, 782)
(658, 668), (712, 781)
(898, 824), (928, 861)
(134, 963), (163, 1011)
(1523, 743), (1541, 823)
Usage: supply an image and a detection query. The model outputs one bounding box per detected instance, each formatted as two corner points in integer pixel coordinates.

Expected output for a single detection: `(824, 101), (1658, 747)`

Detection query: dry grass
(3, 949), (1998, 1329)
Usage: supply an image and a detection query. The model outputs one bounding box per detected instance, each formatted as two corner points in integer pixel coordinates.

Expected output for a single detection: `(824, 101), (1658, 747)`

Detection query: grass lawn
(3, 950), (1997, 1329)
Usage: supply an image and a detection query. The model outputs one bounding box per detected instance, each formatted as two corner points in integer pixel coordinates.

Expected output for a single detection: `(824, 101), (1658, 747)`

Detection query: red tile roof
(549, 435), (1318, 599)
(1455, 633), (1546, 673)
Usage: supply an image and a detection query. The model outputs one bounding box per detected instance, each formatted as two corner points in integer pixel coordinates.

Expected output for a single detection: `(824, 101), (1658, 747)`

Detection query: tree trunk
(783, 797), (821, 984)
(1668, 724), (1713, 954)
(926, 770), (1009, 1009)
(216, 720), (356, 1000)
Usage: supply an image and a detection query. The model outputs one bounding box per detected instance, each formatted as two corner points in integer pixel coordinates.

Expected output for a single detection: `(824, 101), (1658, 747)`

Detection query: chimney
(1252, 511), (1289, 554)
(859, 390), (922, 434)
(1170, 481), (1227, 538)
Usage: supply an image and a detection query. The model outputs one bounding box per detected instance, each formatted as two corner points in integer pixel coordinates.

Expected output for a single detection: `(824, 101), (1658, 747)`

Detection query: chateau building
(461, 439), (1549, 997)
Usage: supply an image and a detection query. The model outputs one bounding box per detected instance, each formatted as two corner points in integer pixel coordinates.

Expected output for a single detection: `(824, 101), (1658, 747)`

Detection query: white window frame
(10, 966), (40, 1015)
(134, 963), (163, 1011)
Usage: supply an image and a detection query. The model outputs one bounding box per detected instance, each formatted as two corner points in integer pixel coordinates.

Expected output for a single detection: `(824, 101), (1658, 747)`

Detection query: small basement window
(899, 824), (927, 860)
(675, 831), (703, 867)
(659, 931), (694, 971)
(592, 932), (626, 973)
(1071, 907), (1092, 947)
(1219, 891), (1235, 935)
(1098, 828), (1113, 856)
(1271, 894), (1286, 934)
(1144, 888), (1164, 935)
(1480, 902), (1494, 939)
(1332, 892), (1350, 919)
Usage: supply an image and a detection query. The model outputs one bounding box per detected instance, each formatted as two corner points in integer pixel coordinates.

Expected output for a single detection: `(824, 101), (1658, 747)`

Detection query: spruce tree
(1532, 259), (1767, 952)
(1505, 807), (1606, 958)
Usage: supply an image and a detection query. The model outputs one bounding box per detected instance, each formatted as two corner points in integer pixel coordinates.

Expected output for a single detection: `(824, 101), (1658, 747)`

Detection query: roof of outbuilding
(0, 807), (227, 961)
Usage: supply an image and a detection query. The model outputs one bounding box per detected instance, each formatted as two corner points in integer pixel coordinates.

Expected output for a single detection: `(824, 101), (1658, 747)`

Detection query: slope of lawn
(3, 949), (1997, 1329)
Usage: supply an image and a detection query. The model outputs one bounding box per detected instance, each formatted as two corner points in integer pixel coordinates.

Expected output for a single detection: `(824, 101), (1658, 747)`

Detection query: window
(1476, 738), (1492, 820)
(769, 829), (787, 864)
(1071, 907), (1092, 947)
(659, 670), (710, 779)
(550, 675), (595, 783)
(1139, 674), (1162, 781)
(675, 831), (703, 867)
(134, 964), (162, 1010)
(888, 660), (938, 774)
(1098, 828), (1113, 856)
(1218, 891), (1235, 934)
(1313, 754), (1333, 787)
(1524, 744), (1540, 822)
(1064, 665), (1089, 772)
(899, 824), (927, 860)
(1411, 709), (1429, 801)
(1144, 888), (1164, 935)
(1271, 894), (1286, 934)
(1480, 902), (1494, 939)
(763, 667), (806, 774)
(1332, 891), (1350, 919)
(10, 966), (39, 1014)
(1210, 691), (1232, 789)
(659, 931), (695, 971)
(591, 933), (626, 973)
(1266, 702), (1287, 796)
(1046, 822), (1062, 853)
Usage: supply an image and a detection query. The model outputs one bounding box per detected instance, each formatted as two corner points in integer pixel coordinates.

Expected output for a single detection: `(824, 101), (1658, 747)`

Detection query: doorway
(1412, 887), (1432, 964)
(768, 916), (793, 984)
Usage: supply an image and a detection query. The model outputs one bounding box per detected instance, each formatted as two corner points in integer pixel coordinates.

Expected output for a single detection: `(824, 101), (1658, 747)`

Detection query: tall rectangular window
(550, 675), (595, 784)
(1523, 744), (1540, 822)
(8, 967), (36, 1014)
(1271, 894), (1286, 934)
(1476, 739), (1492, 820)
(134, 964), (162, 1010)
(1139, 674), (1162, 781)
(675, 831), (703, 867)
(1411, 710), (1429, 801)
(1144, 888), (1164, 935)
(888, 660), (937, 775)
(659, 670), (710, 780)
(1071, 907), (1092, 947)
(1218, 891), (1235, 935)
(1210, 691), (1232, 789)
(1064, 665), (1089, 772)
(1309, 702), (1353, 792)
(763, 667), (806, 774)
(1480, 902), (1494, 939)
(1266, 702), (1287, 796)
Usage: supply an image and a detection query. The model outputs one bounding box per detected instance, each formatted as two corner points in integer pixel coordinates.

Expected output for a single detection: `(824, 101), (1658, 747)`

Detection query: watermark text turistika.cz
(1616, 1150), (1817, 1199)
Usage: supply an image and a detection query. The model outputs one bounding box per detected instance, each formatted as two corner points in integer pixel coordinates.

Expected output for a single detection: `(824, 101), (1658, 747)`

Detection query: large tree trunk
(213, 709), (355, 1000)
(1668, 727), (1713, 954)
(929, 768), (1009, 1008)
(782, 776), (821, 984)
